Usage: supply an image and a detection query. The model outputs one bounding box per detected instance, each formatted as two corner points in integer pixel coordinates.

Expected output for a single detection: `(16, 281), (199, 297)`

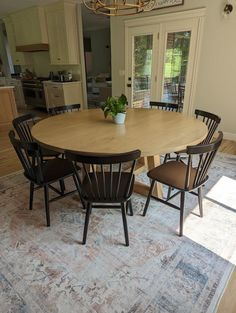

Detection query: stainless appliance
(22, 78), (47, 108)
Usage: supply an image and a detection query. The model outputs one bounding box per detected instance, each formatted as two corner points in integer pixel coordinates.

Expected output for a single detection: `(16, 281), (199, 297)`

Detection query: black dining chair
(9, 130), (81, 227)
(150, 101), (180, 112)
(164, 109), (221, 199)
(48, 104), (80, 115)
(12, 114), (61, 159)
(142, 132), (223, 236)
(65, 149), (141, 246)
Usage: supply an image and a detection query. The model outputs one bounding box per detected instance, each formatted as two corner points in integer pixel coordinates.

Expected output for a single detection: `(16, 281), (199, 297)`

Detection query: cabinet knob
(57, 57), (61, 60)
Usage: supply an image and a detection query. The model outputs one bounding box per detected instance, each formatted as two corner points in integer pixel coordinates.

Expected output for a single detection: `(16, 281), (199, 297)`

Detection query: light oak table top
(32, 108), (208, 156)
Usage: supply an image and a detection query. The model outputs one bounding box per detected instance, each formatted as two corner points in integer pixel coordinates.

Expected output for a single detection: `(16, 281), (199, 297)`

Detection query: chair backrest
(12, 113), (38, 142)
(185, 131), (223, 189)
(195, 109), (221, 144)
(150, 101), (180, 112)
(49, 104), (80, 115)
(65, 149), (141, 201)
(9, 130), (43, 183)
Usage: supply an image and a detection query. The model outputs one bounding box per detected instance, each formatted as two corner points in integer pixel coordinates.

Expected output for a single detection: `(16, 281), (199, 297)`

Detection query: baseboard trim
(223, 132), (236, 141)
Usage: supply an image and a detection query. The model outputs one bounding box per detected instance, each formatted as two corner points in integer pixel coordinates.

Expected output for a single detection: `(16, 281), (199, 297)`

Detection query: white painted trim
(124, 8), (206, 27)
(223, 132), (236, 141)
(186, 14), (205, 116)
(125, 8), (206, 112)
(77, 3), (88, 109)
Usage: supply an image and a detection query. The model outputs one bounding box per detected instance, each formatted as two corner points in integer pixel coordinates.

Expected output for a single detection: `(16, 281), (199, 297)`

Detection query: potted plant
(102, 94), (128, 124)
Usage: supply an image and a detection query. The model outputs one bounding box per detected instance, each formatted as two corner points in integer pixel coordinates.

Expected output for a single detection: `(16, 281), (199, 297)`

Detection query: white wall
(111, 0), (236, 137)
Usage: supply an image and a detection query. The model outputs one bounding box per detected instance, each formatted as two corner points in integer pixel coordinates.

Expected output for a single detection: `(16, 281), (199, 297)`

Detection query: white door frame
(125, 8), (206, 115)
(126, 25), (159, 107)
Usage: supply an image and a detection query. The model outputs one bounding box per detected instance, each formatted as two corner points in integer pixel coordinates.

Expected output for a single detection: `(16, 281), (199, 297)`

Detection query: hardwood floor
(0, 118), (236, 312)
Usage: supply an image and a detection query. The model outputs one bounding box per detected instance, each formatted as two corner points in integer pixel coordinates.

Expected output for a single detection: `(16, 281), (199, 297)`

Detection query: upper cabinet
(2, 17), (32, 65)
(45, 1), (80, 65)
(10, 7), (48, 46)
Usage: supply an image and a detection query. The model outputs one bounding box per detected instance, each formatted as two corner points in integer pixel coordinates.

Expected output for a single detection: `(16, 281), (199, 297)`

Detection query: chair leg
(121, 203), (129, 246)
(198, 186), (203, 217)
(82, 203), (92, 245)
(128, 199), (133, 216)
(142, 180), (155, 216)
(29, 182), (34, 210)
(59, 179), (65, 195)
(163, 153), (170, 164)
(72, 174), (85, 209)
(166, 186), (172, 200)
(126, 200), (133, 216)
(43, 185), (50, 227)
(179, 191), (185, 236)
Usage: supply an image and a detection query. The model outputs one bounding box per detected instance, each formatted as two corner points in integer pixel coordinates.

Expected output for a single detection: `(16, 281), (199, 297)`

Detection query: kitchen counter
(0, 86), (18, 125)
(0, 86), (15, 89)
(43, 80), (80, 85)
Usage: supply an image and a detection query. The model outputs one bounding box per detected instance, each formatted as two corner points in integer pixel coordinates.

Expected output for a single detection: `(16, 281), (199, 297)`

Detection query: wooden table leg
(134, 155), (163, 199)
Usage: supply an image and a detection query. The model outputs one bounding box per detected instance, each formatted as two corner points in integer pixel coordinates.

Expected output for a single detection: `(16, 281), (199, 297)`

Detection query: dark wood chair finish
(65, 149), (141, 246)
(150, 101), (180, 112)
(9, 130), (81, 227)
(143, 132), (223, 236)
(195, 109), (221, 145)
(164, 109), (221, 164)
(48, 104), (80, 115)
(12, 114), (60, 159)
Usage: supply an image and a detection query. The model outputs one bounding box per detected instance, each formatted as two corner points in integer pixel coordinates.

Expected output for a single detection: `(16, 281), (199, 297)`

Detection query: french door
(125, 13), (204, 114)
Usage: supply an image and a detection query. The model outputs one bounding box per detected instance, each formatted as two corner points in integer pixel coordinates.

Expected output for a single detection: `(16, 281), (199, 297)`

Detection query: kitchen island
(0, 86), (18, 125)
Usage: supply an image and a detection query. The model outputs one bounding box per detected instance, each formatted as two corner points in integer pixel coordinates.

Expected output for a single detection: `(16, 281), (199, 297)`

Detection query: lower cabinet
(0, 87), (18, 125)
(43, 81), (84, 111)
(5, 79), (25, 108)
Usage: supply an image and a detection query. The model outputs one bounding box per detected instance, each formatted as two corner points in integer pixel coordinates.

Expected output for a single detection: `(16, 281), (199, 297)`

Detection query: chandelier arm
(83, 0), (152, 16)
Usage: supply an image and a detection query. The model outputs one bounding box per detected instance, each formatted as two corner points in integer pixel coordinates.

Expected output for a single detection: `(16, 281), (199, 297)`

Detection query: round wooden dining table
(32, 108), (208, 198)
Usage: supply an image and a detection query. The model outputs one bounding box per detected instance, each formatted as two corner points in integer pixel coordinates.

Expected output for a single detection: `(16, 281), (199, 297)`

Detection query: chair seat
(82, 172), (134, 202)
(26, 158), (77, 184)
(147, 161), (198, 190)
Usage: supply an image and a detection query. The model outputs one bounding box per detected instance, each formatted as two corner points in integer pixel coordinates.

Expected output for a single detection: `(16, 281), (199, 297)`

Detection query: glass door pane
(132, 34), (153, 108)
(162, 31), (191, 110)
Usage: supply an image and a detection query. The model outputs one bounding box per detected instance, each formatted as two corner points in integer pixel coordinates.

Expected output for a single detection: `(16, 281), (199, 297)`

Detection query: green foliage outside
(133, 32), (191, 84)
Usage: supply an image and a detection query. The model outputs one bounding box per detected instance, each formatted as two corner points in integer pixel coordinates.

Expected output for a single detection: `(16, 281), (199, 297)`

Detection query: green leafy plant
(102, 94), (128, 118)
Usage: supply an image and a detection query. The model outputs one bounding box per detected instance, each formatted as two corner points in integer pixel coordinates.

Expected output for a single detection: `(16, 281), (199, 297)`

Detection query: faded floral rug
(0, 153), (236, 313)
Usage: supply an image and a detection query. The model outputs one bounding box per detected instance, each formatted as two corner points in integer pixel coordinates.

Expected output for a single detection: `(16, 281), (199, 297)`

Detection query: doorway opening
(82, 8), (111, 108)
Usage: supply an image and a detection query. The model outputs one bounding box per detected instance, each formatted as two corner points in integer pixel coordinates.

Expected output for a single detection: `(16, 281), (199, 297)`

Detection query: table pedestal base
(134, 155), (163, 199)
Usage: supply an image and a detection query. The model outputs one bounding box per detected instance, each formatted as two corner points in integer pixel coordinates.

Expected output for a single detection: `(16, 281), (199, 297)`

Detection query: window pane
(162, 31), (191, 109)
(133, 35), (153, 108)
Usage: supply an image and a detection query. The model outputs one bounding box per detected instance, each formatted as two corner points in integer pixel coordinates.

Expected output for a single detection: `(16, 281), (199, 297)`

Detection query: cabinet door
(46, 2), (79, 65)
(3, 17), (31, 65)
(11, 7), (48, 46)
(46, 9), (69, 64)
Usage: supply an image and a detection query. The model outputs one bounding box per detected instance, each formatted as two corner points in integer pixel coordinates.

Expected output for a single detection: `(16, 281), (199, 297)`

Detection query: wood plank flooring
(0, 118), (236, 312)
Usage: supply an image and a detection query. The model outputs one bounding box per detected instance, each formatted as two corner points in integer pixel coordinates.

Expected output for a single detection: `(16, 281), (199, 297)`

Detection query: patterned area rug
(0, 153), (236, 313)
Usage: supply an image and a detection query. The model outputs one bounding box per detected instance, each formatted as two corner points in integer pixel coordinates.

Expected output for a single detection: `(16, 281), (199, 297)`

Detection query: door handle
(127, 83), (131, 87)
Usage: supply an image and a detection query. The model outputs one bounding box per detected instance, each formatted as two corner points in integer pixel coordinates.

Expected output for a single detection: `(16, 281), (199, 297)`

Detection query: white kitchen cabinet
(43, 81), (83, 110)
(3, 17), (32, 65)
(45, 1), (80, 65)
(10, 7), (48, 46)
(5, 79), (26, 108)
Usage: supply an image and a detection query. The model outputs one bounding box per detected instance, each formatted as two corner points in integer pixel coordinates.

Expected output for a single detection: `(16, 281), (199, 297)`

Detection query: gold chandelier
(83, 0), (154, 16)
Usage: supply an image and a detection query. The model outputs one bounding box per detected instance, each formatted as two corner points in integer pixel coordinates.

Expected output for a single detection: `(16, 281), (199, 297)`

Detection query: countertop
(0, 86), (15, 90)
(43, 80), (80, 85)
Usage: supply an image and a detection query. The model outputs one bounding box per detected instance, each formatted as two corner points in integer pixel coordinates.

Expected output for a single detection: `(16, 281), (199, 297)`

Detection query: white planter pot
(113, 112), (126, 124)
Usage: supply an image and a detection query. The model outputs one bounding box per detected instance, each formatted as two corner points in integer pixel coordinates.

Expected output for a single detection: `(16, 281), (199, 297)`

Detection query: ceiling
(0, 0), (110, 31)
